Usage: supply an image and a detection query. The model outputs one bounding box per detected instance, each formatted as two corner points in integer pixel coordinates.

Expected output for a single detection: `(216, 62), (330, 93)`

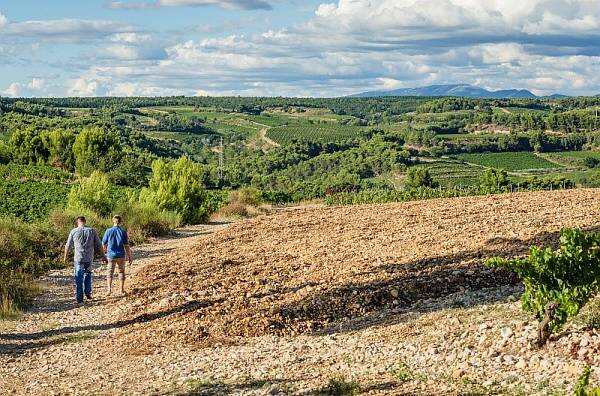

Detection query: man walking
(64, 216), (106, 305)
(102, 215), (133, 296)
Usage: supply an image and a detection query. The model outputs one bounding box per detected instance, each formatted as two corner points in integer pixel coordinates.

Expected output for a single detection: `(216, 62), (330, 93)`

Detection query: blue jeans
(74, 261), (92, 303)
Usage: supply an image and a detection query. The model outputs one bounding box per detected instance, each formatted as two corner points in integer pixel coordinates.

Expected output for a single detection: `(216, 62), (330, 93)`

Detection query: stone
(515, 359), (527, 370)
(452, 368), (466, 379)
(500, 327), (513, 339)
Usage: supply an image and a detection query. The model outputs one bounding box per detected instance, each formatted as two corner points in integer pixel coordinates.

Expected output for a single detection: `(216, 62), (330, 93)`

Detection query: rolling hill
(350, 84), (538, 98)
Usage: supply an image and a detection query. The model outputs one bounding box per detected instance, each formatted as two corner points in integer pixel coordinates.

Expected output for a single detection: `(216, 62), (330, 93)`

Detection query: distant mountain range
(349, 84), (564, 99)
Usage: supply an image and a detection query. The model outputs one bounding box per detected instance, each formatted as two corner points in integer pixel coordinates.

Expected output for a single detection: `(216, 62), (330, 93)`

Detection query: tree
(73, 126), (121, 176)
(404, 167), (436, 189)
(139, 157), (213, 224)
(67, 171), (116, 216)
(9, 129), (49, 164)
(479, 168), (510, 193)
(42, 129), (76, 170)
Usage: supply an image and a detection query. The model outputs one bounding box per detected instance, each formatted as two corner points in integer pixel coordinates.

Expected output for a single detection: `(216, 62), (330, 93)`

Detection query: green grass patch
(456, 152), (562, 171)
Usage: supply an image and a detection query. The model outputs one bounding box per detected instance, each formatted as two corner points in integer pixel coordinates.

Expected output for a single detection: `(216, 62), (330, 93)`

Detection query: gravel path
(0, 223), (228, 395)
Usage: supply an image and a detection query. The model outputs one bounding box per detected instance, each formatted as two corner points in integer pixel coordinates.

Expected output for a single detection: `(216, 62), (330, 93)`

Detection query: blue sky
(1, 0), (599, 97)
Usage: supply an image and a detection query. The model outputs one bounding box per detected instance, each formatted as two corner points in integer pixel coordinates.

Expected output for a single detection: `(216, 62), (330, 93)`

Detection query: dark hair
(76, 216), (86, 224)
(113, 215), (123, 224)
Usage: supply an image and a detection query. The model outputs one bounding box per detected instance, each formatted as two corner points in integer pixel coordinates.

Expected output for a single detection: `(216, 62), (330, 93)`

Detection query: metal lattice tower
(218, 136), (224, 182)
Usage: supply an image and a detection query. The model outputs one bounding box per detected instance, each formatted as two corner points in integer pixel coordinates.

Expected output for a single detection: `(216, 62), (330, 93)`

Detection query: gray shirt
(65, 226), (102, 263)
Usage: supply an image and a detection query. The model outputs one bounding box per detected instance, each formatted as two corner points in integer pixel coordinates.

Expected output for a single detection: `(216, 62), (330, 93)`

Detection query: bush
(584, 157), (600, 169)
(139, 157), (215, 224)
(318, 376), (360, 396)
(479, 168), (510, 193)
(0, 217), (56, 317)
(488, 229), (600, 345)
(48, 207), (112, 242)
(68, 171), (118, 216)
(575, 366), (600, 396)
(404, 167), (437, 189)
(228, 187), (262, 207)
(0, 269), (39, 318)
(217, 202), (249, 218)
(114, 200), (181, 244)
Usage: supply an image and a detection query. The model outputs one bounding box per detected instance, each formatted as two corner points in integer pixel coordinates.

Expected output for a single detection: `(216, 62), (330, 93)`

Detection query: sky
(0, 0), (599, 98)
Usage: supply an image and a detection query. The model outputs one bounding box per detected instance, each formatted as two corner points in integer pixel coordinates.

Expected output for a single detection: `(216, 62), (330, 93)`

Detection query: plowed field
(125, 189), (600, 349)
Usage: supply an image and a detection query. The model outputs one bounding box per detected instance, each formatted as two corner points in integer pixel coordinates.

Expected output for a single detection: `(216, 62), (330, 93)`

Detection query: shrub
(68, 172), (117, 216)
(217, 202), (249, 219)
(228, 187), (262, 207)
(404, 167), (437, 189)
(318, 376), (360, 396)
(488, 229), (600, 345)
(48, 207), (112, 241)
(0, 269), (39, 318)
(114, 200), (181, 244)
(0, 217), (56, 317)
(584, 157), (600, 169)
(479, 168), (510, 193)
(575, 366), (600, 396)
(139, 157), (214, 224)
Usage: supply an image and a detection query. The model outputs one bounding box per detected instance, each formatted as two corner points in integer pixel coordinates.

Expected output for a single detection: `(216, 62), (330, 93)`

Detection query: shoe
(85, 294), (93, 300)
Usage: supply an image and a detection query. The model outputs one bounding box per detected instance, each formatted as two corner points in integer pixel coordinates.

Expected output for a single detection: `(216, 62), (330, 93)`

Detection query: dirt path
(247, 120), (280, 148)
(0, 223), (228, 395)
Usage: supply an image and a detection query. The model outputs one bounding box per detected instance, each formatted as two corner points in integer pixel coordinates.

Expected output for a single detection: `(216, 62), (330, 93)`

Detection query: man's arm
(124, 231), (132, 264)
(94, 229), (108, 263)
(64, 231), (73, 263)
(125, 244), (133, 265)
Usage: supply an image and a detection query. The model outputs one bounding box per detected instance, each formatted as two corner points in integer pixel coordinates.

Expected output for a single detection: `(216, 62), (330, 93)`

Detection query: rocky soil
(1, 189), (600, 395)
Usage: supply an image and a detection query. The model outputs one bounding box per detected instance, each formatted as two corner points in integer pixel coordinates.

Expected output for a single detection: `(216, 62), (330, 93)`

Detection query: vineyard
(267, 124), (368, 143)
(455, 151), (563, 171)
(0, 164), (73, 222)
(422, 160), (482, 187)
(542, 150), (600, 167)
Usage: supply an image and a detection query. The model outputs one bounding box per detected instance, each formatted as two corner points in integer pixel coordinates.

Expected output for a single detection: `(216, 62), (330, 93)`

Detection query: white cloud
(0, 12), (7, 28)
(5, 0), (600, 97)
(1, 19), (134, 40)
(2, 82), (23, 97)
(68, 76), (106, 96)
(107, 0), (273, 10)
(27, 78), (46, 90)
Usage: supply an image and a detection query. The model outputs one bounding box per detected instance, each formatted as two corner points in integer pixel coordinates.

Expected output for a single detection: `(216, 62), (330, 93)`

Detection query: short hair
(113, 215), (123, 224)
(76, 216), (86, 224)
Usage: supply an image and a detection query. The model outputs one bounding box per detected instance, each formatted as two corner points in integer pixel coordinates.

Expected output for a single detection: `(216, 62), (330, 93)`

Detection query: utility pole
(218, 136), (224, 184)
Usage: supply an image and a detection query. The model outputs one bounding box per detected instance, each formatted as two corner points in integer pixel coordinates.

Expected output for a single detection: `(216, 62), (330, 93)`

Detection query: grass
(317, 376), (360, 396)
(390, 361), (413, 383)
(456, 152), (562, 171)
